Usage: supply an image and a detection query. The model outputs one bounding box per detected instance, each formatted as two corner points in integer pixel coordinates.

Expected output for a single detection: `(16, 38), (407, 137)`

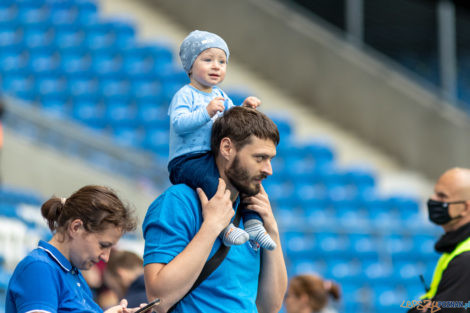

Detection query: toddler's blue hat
(179, 30), (230, 74)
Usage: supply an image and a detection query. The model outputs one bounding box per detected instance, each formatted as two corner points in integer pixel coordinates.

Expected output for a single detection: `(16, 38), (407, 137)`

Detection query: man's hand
(242, 184), (278, 236)
(197, 178), (234, 233)
(242, 96), (261, 109)
(206, 97), (225, 117)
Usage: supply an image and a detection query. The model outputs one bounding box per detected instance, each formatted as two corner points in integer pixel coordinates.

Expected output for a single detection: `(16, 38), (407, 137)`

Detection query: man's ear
(463, 200), (470, 216)
(219, 137), (234, 161)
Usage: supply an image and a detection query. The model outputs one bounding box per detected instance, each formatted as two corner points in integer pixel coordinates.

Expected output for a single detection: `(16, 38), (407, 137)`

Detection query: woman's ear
(219, 137), (234, 161)
(68, 219), (84, 237)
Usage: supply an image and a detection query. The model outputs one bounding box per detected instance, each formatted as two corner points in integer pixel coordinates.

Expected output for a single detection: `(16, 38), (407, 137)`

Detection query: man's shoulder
(151, 184), (198, 207)
(166, 184), (197, 196)
(450, 250), (470, 266)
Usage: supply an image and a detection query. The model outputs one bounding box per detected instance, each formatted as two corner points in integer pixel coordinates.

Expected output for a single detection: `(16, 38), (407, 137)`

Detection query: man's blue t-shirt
(142, 184), (261, 313)
(6, 240), (102, 313)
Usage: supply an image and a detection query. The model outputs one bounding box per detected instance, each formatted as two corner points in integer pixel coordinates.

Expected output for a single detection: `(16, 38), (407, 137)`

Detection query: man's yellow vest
(421, 236), (470, 299)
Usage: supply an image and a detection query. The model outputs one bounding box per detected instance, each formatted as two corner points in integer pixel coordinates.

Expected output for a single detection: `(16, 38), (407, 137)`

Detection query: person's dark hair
(289, 274), (340, 312)
(211, 106), (280, 156)
(106, 250), (143, 276)
(41, 185), (136, 234)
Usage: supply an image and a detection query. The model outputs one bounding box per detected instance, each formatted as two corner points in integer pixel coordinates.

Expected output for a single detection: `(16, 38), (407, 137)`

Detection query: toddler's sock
(244, 219), (277, 250)
(221, 223), (249, 246)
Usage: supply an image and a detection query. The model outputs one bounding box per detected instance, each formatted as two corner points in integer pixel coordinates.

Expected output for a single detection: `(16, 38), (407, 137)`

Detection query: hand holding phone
(133, 298), (160, 313)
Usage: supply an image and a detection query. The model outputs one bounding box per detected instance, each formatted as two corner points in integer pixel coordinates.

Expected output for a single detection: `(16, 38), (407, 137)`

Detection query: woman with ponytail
(284, 274), (341, 313)
(6, 185), (147, 313)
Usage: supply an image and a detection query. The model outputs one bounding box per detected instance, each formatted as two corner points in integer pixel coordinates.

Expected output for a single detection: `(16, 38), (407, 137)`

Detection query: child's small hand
(242, 96), (261, 109)
(206, 97), (225, 117)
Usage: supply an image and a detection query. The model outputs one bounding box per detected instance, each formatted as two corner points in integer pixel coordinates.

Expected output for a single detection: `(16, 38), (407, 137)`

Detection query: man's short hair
(211, 106), (280, 155)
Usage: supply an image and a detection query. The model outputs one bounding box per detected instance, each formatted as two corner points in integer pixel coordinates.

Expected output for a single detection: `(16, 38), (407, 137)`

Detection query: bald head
(432, 168), (470, 232)
(436, 168), (470, 200)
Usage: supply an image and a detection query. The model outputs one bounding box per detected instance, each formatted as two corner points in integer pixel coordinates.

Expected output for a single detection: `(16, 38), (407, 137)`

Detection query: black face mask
(427, 199), (466, 225)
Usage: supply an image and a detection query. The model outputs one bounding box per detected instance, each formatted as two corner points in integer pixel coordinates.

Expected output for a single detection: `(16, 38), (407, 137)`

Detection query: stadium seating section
(0, 1), (442, 313)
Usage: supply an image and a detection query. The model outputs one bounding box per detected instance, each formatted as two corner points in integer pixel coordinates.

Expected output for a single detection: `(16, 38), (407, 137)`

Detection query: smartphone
(134, 298), (161, 313)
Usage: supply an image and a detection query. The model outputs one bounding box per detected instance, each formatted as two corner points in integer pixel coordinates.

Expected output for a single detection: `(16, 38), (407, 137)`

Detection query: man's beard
(225, 155), (266, 196)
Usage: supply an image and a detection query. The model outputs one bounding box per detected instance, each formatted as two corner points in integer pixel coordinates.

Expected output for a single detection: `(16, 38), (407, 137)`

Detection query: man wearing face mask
(409, 167), (470, 313)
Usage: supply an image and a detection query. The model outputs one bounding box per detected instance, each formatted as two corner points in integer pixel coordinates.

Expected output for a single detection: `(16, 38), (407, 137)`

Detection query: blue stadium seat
(17, 2), (49, 27)
(268, 114), (293, 138)
(348, 233), (379, 260)
(315, 232), (349, 258)
(60, 50), (91, 75)
(274, 206), (305, 230)
(362, 260), (393, 285)
(336, 207), (370, 233)
(0, 204), (20, 219)
(110, 19), (135, 48)
(84, 21), (116, 52)
(39, 92), (70, 118)
(146, 42), (174, 70)
(382, 234), (414, 260)
(137, 101), (168, 128)
(0, 26), (21, 51)
(112, 126), (143, 148)
(48, 1), (78, 27)
(34, 74), (66, 98)
(343, 166), (376, 196)
(123, 46), (162, 79)
(1, 70), (32, 95)
(292, 183), (325, 208)
(0, 2), (17, 26)
(131, 79), (162, 101)
(67, 74), (99, 99)
(297, 141), (336, 169)
(91, 50), (123, 77)
(363, 196), (400, 231)
(72, 97), (106, 130)
(393, 261), (425, 285)
(53, 24), (85, 51)
(0, 48), (27, 75)
(225, 88), (250, 106)
(99, 77), (129, 100)
(0, 186), (42, 205)
(75, 0), (99, 26)
(340, 282), (365, 313)
(325, 259), (362, 283)
(142, 127), (169, 154)
(2, 72), (36, 102)
(264, 180), (295, 209)
(285, 154), (318, 181)
(23, 25), (54, 54)
(372, 284), (407, 313)
(104, 100), (137, 127)
(412, 234), (440, 261)
(303, 205), (335, 230)
(282, 231), (316, 260)
(28, 50), (60, 75)
(288, 259), (326, 277)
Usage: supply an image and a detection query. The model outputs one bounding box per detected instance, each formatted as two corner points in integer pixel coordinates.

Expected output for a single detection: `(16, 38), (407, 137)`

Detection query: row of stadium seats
(2, 1), (441, 313)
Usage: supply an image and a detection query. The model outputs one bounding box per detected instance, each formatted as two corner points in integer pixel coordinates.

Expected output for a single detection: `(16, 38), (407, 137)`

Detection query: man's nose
(262, 160), (273, 176)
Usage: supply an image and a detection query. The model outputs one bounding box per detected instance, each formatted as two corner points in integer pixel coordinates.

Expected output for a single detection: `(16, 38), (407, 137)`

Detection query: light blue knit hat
(179, 30), (230, 73)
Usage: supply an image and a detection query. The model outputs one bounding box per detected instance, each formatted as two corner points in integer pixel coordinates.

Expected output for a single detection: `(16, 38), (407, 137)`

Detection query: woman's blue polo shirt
(6, 240), (103, 313)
